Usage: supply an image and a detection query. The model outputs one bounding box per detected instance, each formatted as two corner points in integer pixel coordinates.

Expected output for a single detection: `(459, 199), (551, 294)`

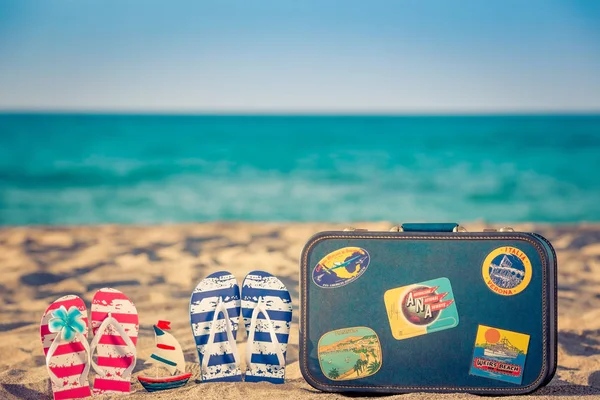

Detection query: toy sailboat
(138, 320), (192, 392)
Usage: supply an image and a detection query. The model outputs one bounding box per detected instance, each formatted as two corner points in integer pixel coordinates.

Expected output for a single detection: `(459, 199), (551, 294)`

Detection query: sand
(1, 222), (600, 400)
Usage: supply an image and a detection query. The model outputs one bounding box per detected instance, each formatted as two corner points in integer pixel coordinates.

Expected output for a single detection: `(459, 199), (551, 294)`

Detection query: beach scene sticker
(384, 277), (459, 341)
(318, 326), (382, 381)
(482, 247), (532, 296)
(469, 325), (530, 385)
(312, 247), (370, 288)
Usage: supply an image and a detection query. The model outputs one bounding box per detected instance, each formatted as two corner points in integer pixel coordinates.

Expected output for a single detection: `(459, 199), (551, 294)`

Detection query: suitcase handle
(399, 223), (461, 232)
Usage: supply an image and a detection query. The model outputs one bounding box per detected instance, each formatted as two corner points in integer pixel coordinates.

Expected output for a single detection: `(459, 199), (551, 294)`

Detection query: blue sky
(1, 0), (599, 113)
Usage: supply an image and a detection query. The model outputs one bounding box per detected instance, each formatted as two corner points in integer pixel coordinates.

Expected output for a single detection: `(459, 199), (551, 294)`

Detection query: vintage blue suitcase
(299, 223), (557, 395)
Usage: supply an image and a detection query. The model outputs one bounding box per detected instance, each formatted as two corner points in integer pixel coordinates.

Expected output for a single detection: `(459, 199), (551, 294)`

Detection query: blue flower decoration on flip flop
(48, 306), (86, 341)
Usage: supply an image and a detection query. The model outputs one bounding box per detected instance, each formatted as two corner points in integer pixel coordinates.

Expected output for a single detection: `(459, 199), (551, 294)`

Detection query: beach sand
(1, 222), (600, 399)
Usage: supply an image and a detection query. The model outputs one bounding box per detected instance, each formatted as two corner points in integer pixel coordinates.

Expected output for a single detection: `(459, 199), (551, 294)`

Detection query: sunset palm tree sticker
(318, 327), (382, 381)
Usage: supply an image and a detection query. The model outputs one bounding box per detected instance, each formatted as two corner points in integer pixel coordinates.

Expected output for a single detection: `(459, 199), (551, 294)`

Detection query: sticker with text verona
(469, 325), (530, 385)
(318, 327), (382, 381)
(384, 277), (459, 341)
(482, 246), (532, 296)
(312, 247), (370, 288)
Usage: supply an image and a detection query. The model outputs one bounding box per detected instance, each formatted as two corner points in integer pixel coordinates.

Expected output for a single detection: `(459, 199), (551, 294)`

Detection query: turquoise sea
(0, 114), (599, 225)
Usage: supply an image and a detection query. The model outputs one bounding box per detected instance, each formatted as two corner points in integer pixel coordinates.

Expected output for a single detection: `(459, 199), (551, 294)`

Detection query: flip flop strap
(246, 297), (285, 369)
(89, 313), (137, 379)
(46, 331), (91, 387)
(202, 297), (239, 372)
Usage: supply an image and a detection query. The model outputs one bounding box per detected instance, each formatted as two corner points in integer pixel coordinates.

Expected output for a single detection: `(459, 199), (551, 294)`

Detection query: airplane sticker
(312, 247), (370, 288)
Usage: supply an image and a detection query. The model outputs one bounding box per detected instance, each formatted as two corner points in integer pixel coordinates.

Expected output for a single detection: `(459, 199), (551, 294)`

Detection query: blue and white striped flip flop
(189, 271), (242, 382)
(241, 271), (293, 384)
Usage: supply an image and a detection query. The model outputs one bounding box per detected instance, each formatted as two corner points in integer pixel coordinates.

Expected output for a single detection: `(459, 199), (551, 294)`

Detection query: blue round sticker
(312, 247), (370, 288)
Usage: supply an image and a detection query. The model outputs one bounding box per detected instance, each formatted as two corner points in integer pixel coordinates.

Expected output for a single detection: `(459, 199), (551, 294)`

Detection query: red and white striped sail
(146, 321), (186, 375)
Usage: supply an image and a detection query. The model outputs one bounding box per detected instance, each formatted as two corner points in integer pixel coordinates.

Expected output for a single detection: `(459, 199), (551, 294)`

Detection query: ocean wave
(0, 115), (599, 224)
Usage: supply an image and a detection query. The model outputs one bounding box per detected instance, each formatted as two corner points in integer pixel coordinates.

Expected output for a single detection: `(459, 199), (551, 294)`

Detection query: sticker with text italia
(482, 247), (532, 296)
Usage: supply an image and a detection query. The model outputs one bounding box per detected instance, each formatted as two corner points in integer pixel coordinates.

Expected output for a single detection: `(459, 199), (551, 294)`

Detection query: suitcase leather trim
(299, 232), (557, 395)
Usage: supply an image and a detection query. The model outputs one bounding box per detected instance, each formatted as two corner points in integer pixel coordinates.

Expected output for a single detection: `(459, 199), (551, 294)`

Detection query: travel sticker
(312, 247), (370, 288)
(384, 277), (459, 341)
(482, 247), (532, 296)
(318, 326), (382, 381)
(469, 325), (530, 385)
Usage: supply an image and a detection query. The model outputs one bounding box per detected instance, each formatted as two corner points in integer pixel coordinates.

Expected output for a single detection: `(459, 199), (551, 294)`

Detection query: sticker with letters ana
(312, 247), (370, 288)
(384, 277), (459, 341)
(482, 246), (532, 296)
(469, 325), (530, 384)
(318, 326), (382, 381)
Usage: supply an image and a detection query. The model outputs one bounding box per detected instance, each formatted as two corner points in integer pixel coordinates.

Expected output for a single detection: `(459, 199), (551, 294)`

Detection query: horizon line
(1, 110), (600, 117)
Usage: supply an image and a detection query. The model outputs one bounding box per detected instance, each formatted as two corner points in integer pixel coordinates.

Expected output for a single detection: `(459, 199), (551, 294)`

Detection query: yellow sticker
(482, 247), (532, 296)
(469, 325), (530, 384)
(384, 277), (459, 341)
(318, 326), (382, 381)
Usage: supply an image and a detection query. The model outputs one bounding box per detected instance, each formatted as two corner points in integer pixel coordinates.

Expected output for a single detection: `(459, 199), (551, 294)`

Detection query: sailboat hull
(138, 373), (192, 392)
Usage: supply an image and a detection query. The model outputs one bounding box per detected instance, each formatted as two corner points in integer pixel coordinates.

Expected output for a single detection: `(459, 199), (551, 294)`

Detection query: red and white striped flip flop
(89, 288), (139, 394)
(40, 295), (92, 400)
